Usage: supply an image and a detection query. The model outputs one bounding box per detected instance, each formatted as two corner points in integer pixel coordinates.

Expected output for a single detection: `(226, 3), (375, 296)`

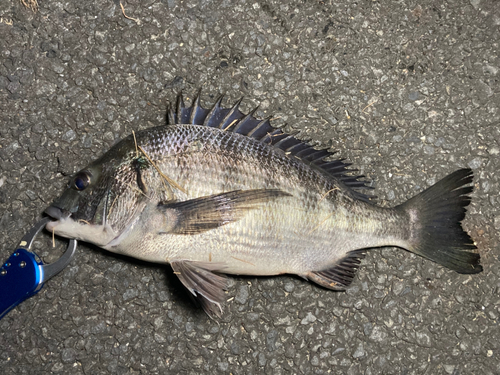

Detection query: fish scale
(44, 92), (482, 317)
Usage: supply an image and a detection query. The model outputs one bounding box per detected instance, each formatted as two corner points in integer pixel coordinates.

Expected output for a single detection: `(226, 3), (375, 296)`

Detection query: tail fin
(397, 168), (482, 274)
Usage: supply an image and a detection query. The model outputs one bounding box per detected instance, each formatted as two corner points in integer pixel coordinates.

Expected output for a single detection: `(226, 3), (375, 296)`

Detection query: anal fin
(307, 250), (366, 291)
(171, 260), (229, 318)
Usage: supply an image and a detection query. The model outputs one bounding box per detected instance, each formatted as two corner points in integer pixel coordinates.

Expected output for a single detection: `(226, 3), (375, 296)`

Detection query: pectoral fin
(171, 260), (229, 318)
(159, 189), (291, 235)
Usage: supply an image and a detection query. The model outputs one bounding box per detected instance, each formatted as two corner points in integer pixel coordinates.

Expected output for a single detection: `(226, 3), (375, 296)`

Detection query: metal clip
(0, 217), (77, 320)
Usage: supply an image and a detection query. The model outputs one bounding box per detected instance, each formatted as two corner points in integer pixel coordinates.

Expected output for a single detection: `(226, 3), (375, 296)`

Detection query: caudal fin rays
(397, 168), (482, 274)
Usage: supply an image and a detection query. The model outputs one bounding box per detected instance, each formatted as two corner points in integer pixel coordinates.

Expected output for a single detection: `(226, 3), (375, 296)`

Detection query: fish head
(45, 137), (155, 247)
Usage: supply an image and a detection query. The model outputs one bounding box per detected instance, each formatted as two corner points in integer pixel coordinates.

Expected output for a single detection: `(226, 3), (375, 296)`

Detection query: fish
(44, 92), (482, 317)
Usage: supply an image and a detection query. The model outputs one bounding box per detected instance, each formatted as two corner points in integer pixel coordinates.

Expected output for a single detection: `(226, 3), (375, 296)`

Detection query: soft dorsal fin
(168, 92), (374, 201)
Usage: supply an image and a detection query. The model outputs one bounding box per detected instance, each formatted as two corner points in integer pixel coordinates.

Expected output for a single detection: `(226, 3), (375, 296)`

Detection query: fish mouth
(45, 206), (71, 221)
(44, 206), (73, 232)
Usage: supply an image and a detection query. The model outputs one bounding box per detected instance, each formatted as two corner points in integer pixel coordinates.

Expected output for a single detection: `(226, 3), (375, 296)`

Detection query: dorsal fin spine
(219, 98), (244, 130)
(273, 134), (300, 150)
(167, 105), (176, 125)
(176, 93), (185, 123)
(203, 94), (225, 128)
(246, 118), (273, 139)
(189, 90), (203, 124)
(232, 106), (260, 135)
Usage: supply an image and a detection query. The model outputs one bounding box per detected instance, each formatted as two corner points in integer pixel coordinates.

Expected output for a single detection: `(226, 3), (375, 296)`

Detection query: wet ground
(0, 0), (499, 374)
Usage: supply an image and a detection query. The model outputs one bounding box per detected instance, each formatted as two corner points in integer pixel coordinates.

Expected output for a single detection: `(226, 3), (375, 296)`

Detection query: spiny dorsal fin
(168, 92), (374, 201)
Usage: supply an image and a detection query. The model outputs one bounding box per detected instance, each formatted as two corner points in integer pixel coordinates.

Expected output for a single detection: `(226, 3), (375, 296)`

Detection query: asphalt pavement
(0, 0), (499, 374)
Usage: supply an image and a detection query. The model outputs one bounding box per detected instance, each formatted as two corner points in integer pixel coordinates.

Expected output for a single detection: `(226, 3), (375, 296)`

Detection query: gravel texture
(0, 0), (499, 374)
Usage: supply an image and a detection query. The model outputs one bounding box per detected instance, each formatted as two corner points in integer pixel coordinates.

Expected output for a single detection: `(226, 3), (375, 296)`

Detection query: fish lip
(44, 206), (71, 220)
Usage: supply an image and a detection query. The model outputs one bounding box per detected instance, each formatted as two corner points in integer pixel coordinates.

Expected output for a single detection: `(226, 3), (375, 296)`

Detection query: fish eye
(72, 171), (91, 191)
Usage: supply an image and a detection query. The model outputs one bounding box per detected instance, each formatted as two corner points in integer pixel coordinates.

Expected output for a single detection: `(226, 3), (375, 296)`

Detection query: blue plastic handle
(0, 218), (77, 320)
(0, 249), (44, 319)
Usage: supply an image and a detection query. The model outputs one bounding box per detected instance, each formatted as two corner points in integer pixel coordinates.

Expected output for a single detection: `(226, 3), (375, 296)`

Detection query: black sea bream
(45, 93), (482, 316)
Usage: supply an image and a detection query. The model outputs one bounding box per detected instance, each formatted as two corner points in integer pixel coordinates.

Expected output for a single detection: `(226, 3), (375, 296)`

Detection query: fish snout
(45, 206), (71, 220)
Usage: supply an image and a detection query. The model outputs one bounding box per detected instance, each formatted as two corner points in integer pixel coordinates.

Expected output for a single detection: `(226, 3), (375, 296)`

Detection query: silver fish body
(45, 93), (482, 316)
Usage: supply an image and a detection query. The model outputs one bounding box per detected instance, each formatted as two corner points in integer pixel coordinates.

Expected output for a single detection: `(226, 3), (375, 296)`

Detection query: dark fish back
(167, 92), (374, 202)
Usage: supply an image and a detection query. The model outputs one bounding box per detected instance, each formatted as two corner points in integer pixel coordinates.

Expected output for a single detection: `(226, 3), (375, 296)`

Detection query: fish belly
(143, 198), (403, 277)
